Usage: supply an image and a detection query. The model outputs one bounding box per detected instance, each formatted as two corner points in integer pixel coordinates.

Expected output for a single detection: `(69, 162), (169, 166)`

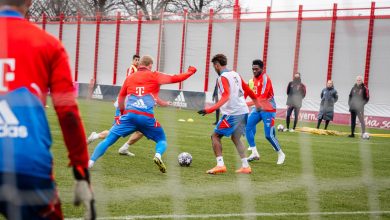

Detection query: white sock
(250, 146), (259, 155)
(216, 156), (224, 166)
(278, 149), (284, 155)
(155, 153), (162, 159)
(121, 143), (129, 150)
(88, 160), (95, 169)
(241, 158), (249, 168)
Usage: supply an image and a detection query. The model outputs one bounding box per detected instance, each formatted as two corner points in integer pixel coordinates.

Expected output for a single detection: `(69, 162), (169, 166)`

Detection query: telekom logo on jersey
(136, 87), (145, 96)
(0, 59), (16, 92)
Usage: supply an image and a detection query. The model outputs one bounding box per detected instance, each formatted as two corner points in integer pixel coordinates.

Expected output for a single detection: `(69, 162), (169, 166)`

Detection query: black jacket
(286, 79), (306, 108)
(318, 86), (338, 120)
(348, 83), (369, 112)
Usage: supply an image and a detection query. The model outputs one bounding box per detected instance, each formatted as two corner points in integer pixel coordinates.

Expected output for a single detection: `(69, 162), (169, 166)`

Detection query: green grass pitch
(45, 99), (390, 219)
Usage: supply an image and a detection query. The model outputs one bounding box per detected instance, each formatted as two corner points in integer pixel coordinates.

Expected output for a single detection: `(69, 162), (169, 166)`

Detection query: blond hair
(140, 55), (154, 66)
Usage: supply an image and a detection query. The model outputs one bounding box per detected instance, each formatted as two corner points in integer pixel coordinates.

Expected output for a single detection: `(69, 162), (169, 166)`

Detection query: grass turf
(45, 99), (390, 219)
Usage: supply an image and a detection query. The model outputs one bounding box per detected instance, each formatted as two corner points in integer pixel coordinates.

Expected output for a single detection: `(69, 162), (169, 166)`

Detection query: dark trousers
(286, 106), (300, 129)
(351, 110), (366, 134)
(317, 118), (330, 130)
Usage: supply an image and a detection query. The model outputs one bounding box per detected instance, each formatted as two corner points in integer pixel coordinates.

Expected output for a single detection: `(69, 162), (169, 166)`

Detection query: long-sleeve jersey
(206, 70), (257, 115)
(249, 72), (276, 112)
(118, 67), (195, 116)
(0, 10), (89, 178)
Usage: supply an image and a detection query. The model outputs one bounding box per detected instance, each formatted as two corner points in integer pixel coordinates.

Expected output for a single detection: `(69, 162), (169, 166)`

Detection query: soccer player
(87, 97), (172, 157)
(246, 60), (286, 165)
(88, 55), (197, 173)
(198, 54), (260, 174)
(0, 1), (95, 219)
(126, 54), (140, 77)
(348, 75), (370, 138)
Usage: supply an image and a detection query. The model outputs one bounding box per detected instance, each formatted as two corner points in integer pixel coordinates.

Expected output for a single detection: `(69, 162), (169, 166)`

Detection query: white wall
(117, 23), (137, 85)
(78, 24), (97, 83)
(62, 24), (78, 80)
(299, 20), (332, 112)
(97, 24), (117, 85)
(267, 21), (296, 110)
(332, 19), (369, 113)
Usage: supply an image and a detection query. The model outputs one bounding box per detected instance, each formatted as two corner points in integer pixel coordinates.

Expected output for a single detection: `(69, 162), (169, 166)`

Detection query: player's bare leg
(206, 133), (227, 174)
(87, 130), (109, 144)
(118, 131), (143, 156)
(231, 133), (251, 174)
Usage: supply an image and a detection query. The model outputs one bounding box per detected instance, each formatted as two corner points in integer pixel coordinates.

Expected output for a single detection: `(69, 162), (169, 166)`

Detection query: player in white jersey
(198, 54), (260, 174)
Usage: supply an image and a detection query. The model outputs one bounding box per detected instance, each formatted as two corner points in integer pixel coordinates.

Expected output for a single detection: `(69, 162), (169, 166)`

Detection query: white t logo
(136, 87), (145, 96)
(0, 59), (16, 92)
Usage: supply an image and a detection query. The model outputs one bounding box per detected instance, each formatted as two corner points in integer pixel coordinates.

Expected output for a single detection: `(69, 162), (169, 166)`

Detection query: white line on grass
(359, 138), (380, 220)
(65, 210), (390, 220)
(298, 132), (320, 220)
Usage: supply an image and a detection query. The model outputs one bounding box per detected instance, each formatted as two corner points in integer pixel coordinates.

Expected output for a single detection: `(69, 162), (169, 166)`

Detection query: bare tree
(169, 0), (235, 19)
(28, 0), (237, 21)
(28, 0), (119, 20)
(117, 0), (235, 20)
(28, 0), (77, 20)
(117, 0), (173, 20)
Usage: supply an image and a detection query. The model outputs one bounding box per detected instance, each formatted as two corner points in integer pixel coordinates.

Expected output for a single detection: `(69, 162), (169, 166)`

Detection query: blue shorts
(110, 113), (166, 143)
(214, 114), (248, 137)
(0, 173), (63, 219)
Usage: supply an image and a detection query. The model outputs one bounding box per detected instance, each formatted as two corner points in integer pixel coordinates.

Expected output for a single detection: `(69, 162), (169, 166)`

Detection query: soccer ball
(277, 124), (285, 132)
(362, 132), (370, 140)
(178, 152), (192, 167)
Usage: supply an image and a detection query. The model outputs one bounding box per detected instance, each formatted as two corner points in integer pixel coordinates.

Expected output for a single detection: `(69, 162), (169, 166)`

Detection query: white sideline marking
(65, 211), (390, 220)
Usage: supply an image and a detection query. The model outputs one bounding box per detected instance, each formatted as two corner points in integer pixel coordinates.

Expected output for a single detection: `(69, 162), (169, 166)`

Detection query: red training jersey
(0, 12), (89, 168)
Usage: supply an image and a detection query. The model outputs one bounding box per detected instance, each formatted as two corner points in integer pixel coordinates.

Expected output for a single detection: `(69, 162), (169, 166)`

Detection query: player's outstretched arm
(157, 66), (197, 84)
(50, 46), (89, 168)
(198, 77), (230, 115)
(50, 46), (96, 219)
(156, 96), (171, 107)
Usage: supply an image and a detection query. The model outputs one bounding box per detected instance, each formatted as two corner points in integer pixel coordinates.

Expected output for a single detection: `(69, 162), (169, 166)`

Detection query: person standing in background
(317, 80), (338, 130)
(126, 54), (140, 77)
(285, 72), (306, 132)
(348, 76), (369, 138)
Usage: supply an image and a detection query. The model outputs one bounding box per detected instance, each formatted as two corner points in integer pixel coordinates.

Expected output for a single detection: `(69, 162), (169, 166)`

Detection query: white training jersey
(217, 70), (249, 115)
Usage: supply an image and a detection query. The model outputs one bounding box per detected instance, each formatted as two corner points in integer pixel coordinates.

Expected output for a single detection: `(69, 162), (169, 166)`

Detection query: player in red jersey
(0, 0), (95, 219)
(126, 54), (140, 77)
(88, 55), (196, 173)
(245, 60), (285, 165)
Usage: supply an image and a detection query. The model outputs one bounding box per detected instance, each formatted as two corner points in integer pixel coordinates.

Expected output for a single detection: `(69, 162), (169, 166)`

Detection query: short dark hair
(0, 0), (26, 6)
(133, 54), (140, 60)
(211, 54), (227, 66)
(252, 59), (263, 68)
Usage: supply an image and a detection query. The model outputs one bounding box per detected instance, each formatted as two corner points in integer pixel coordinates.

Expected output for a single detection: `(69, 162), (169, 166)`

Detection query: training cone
(187, 118), (194, 122)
